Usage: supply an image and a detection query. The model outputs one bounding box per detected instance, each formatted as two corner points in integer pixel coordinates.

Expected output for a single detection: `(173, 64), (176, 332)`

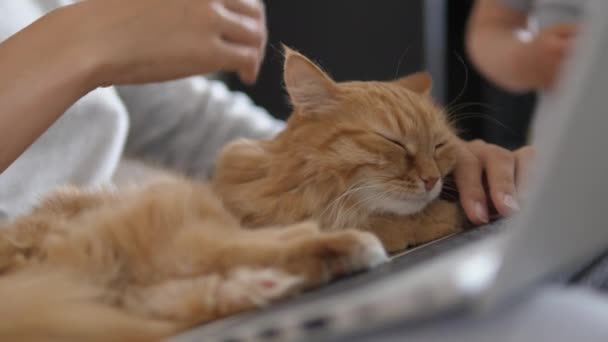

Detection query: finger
(223, 0), (264, 19)
(453, 150), (490, 225)
(550, 23), (579, 38)
(515, 146), (535, 193)
(255, 2), (267, 78)
(216, 39), (258, 71)
(238, 67), (257, 85)
(549, 32), (574, 54)
(215, 40), (259, 83)
(221, 0), (267, 81)
(217, 4), (265, 47)
(543, 38), (570, 90)
(481, 146), (519, 216)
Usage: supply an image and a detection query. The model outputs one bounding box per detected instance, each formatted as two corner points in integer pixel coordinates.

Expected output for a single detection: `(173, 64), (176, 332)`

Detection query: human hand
(516, 23), (578, 90)
(453, 140), (535, 225)
(60, 0), (267, 87)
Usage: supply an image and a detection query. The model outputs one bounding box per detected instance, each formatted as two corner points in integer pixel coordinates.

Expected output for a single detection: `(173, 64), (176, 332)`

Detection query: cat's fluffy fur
(213, 48), (463, 253)
(0, 47), (462, 340)
(0, 180), (387, 341)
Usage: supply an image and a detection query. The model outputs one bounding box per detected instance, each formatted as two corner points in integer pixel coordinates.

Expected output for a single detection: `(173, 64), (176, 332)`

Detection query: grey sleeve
(116, 77), (285, 179)
(498, 0), (533, 12)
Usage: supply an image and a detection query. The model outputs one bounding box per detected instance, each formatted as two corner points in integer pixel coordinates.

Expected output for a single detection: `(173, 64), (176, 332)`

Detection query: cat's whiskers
(322, 177), (390, 226)
(334, 187), (387, 228)
(439, 192), (459, 201)
(448, 112), (517, 137)
(336, 185), (404, 226)
(323, 182), (378, 224)
(446, 101), (497, 116)
(440, 183), (458, 191)
(439, 182), (462, 201)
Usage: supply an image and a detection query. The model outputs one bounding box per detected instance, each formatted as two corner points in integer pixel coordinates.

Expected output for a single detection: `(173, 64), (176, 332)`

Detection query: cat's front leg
(411, 199), (464, 245)
(362, 216), (417, 253)
(363, 200), (464, 253)
(208, 223), (389, 288)
(0, 232), (27, 272)
(34, 186), (116, 217)
(279, 228), (389, 287)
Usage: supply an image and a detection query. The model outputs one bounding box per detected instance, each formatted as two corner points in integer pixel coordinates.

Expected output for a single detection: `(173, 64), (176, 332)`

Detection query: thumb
(550, 23), (579, 38)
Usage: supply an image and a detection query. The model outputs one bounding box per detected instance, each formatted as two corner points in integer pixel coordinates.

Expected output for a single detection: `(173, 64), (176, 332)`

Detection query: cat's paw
(324, 230), (389, 275)
(412, 200), (464, 245)
(0, 233), (27, 272)
(218, 268), (303, 311)
(290, 230), (389, 286)
(433, 200), (465, 232)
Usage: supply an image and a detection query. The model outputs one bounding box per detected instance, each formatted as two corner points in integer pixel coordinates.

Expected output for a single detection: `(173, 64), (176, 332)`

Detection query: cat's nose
(422, 177), (439, 192)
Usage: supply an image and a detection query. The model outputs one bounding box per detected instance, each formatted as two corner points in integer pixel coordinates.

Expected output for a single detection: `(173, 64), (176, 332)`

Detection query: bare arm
(467, 0), (577, 93)
(0, 8), (95, 173)
(0, 0), (267, 173)
(466, 0), (532, 92)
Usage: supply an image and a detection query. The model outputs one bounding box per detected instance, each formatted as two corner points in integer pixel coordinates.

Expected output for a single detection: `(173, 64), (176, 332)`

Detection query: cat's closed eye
(375, 133), (408, 153)
(435, 141), (447, 150)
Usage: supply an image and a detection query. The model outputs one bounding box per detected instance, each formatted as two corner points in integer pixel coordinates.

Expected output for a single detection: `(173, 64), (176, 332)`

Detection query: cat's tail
(0, 269), (176, 342)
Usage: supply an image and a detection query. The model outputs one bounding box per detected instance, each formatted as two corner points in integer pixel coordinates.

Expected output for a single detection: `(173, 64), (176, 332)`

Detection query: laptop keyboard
(567, 250), (608, 290)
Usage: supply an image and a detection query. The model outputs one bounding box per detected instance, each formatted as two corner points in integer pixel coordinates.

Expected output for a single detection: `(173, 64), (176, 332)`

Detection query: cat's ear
(283, 45), (337, 113)
(395, 71), (433, 96)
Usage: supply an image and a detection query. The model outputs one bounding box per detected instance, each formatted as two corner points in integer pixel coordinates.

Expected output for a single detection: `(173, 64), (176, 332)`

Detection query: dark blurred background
(226, 0), (535, 150)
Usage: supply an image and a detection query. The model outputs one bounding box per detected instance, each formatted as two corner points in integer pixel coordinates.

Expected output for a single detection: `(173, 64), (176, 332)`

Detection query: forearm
(466, 0), (534, 93)
(467, 28), (533, 92)
(0, 0), (269, 174)
(0, 7), (97, 173)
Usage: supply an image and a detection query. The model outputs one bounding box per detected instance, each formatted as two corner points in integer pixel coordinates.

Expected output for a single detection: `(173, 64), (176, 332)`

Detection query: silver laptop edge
(481, 0), (608, 308)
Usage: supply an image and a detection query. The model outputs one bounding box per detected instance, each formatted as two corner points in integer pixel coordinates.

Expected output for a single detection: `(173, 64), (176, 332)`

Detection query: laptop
(171, 0), (608, 340)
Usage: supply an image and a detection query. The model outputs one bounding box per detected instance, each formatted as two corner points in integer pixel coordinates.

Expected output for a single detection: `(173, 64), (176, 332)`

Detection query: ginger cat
(0, 180), (387, 341)
(0, 47), (462, 341)
(213, 47), (463, 253)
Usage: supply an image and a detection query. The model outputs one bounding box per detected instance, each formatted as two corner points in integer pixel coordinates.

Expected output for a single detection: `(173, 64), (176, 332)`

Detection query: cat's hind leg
(33, 186), (118, 218)
(124, 268), (302, 326)
(0, 218), (53, 272)
(0, 231), (27, 272)
(0, 187), (119, 272)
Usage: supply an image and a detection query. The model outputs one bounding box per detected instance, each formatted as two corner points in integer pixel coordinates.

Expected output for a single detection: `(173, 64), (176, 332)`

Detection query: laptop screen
(484, 0), (608, 306)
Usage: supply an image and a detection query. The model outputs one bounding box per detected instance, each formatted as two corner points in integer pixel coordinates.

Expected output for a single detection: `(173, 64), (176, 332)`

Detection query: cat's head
(277, 47), (460, 216)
